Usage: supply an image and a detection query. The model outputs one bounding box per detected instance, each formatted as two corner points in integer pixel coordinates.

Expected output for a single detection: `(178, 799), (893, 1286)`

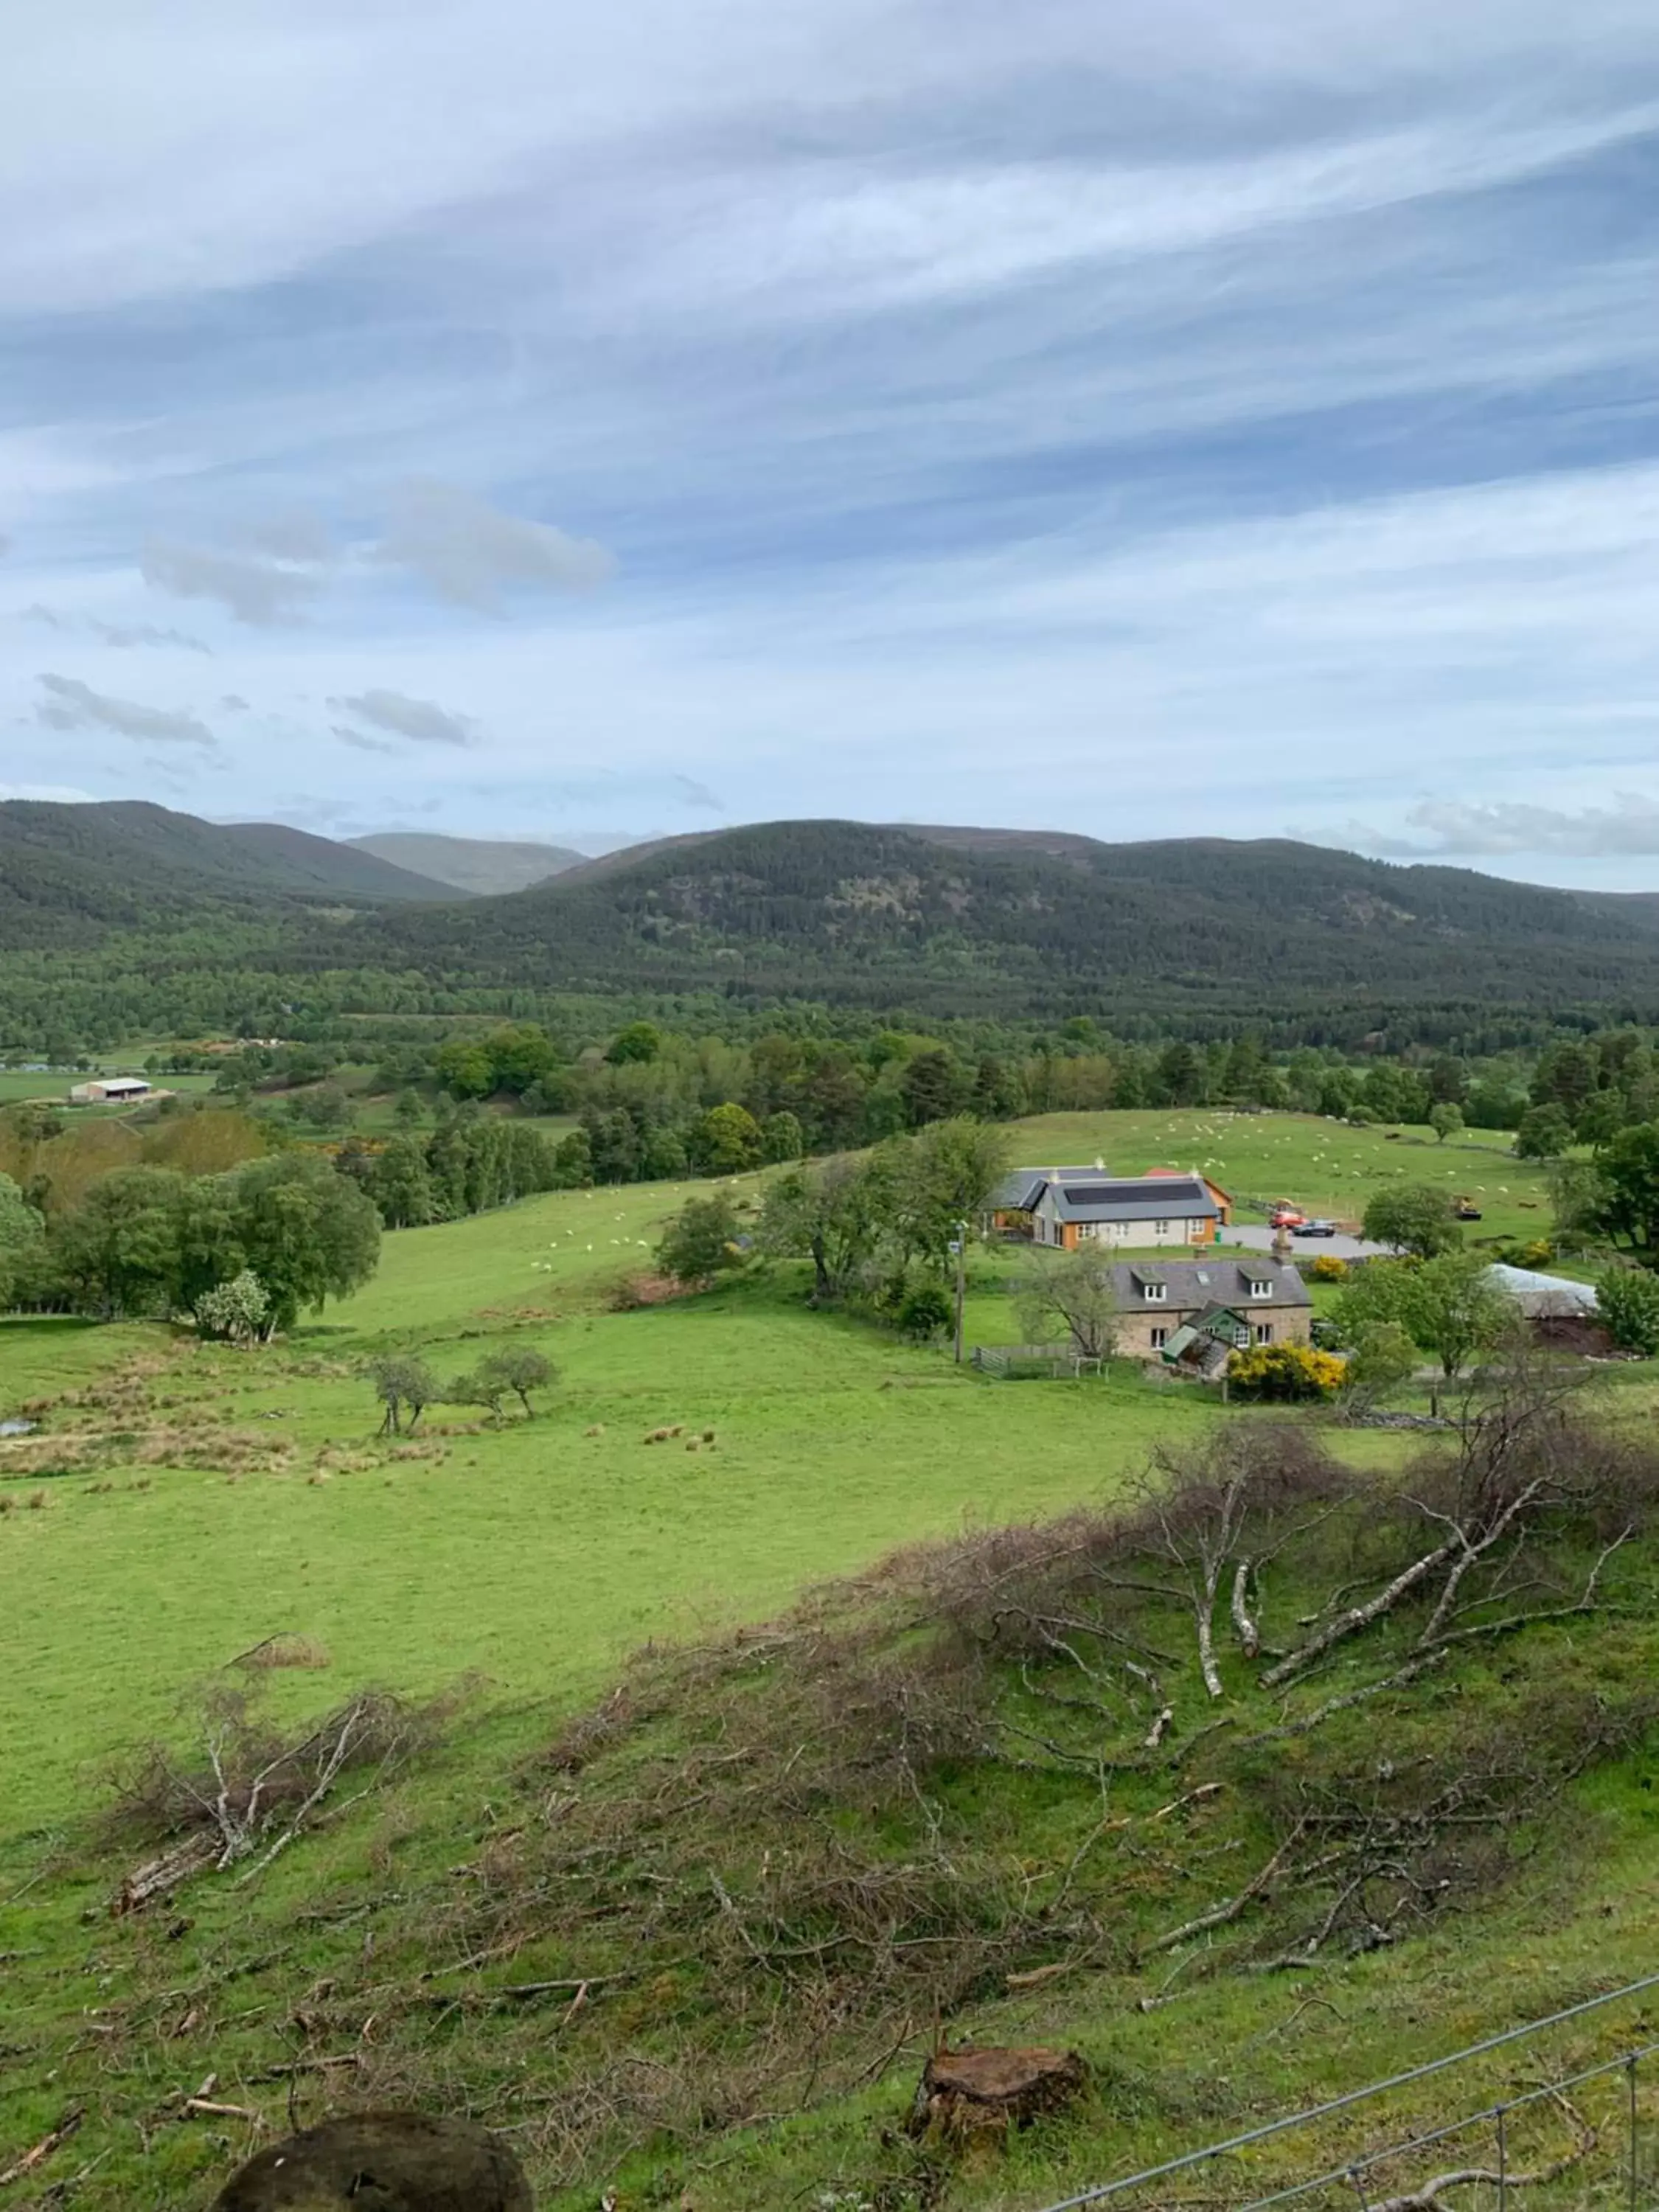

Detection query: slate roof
(990, 1167), (1105, 1211)
(1110, 1259), (1311, 1311)
(1048, 1175), (1217, 1225)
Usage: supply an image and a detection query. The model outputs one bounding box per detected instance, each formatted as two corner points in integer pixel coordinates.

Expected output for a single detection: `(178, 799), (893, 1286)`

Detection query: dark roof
(990, 1166), (1103, 1211)
(1110, 1259), (1311, 1311)
(1051, 1175), (1216, 1224)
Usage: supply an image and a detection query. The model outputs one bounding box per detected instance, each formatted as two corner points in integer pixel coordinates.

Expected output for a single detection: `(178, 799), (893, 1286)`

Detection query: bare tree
(1016, 1249), (1119, 1360)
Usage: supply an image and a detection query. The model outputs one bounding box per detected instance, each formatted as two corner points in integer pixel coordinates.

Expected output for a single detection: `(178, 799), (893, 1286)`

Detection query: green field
(0, 1110), (1564, 1837)
(1001, 1105), (1554, 1241)
(0, 1068), (219, 1111)
(1, 1175), (1225, 1838)
(7, 1106), (1647, 2212)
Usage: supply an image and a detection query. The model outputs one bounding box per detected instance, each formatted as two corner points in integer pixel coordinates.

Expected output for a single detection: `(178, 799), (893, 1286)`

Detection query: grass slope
(0, 1110), (1561, 1832)
(999, 1106), (1556, 1242)
(0, 1180), (1218, 1837)
(3, 1363), (1657, 2211)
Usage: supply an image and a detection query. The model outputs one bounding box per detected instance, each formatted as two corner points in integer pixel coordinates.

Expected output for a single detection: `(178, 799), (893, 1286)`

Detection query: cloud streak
(376, 479), (614, 610)
(332, 688), (482, 747)
(141, 540), (323, 626)
(1354, 796), (1659, 860)
(23, 604), (212, 653)
(34, 673), (217, 748)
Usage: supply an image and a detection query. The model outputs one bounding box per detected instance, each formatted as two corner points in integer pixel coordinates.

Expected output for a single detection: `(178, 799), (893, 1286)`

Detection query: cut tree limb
(1260, 1544), (1456, 1687)
(0, 2107), (83, 2188)
(1144, 1818), (1309, 1955)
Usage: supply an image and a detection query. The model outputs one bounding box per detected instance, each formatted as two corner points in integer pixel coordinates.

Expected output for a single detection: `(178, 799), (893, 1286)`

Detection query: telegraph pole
(952, 1218), (968, 1364)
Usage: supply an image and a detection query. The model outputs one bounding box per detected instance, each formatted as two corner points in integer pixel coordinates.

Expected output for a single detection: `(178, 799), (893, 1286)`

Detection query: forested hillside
(5, 807), (1659, 1048)
(370, 819), (1659, 1029)
(0, 799), (452, 952)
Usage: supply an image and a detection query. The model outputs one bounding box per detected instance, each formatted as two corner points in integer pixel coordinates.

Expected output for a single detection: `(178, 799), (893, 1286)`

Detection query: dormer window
(1143, 1283), (1167, 1303)
(1248, 1279), (1273, 1298)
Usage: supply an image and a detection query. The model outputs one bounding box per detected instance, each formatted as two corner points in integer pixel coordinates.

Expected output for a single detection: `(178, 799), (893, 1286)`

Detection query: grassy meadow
(7, 1105), (1651, 2212)
(1, 1169), (1225, 1838)
(1003, 1104), (1554, 1239)
(0, 1108), (1562, 1837)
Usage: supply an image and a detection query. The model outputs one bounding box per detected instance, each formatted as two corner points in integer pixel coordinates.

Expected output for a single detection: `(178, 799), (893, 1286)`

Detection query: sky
(3, 0), (1659, 886)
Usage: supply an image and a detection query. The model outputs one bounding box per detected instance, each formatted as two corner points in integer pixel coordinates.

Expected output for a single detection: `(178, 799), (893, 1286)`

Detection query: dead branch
(1239, 1652), (1451, 1750)
(1420, 1528), (1634, 1655)
(0, 2107), (83, 2188)
(1144, 1818), (1309, 1955)
(1414, 1478), (1548, 1648)
(1366, 2090), (1595, 2211)
(1261, 1542), (1458, 1687)
(1231, 1561), (1260, 1660)
(113, 1832), (220, 1916)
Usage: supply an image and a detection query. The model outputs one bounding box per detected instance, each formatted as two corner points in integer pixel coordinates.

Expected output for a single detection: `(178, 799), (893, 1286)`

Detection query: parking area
(1223, 1225), (1392, 1261)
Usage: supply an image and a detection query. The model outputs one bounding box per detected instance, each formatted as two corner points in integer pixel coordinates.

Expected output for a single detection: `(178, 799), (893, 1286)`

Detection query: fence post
(1496, 2102), (1507, 2212)
(1630, 2053), (1640, 2212)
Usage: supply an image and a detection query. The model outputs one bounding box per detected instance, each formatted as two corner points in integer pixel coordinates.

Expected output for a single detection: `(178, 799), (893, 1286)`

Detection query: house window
(1248, 1279), (1273, 1298)
(1143, 1283), (1167, 1303)
(1153, 1220), (1171, 1237)
(1234, 1326), (1250, 1349)
(1150, 1326), (1169, 1351)
(1254, 1323), (1275, 1346)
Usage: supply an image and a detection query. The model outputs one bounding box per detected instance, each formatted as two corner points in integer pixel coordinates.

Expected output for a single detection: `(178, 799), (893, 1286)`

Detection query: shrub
(1596, 1265), (1659, 1357)
(1362, 1184), (1463, 1258)
(475, 1344), (557, 1416)
(897, 1284), (952, 1342)
(760, 1110), (804, 1164)
(1225, 1343), (1346, 1400)
(1309, 1253), (1349, 1282)
(658, 1193), (745, 1288)
(194, 1268), (271, 1344)
(1515, 1104), (1573, 1161)
(1493, 1237), (1556, 1270)
(369, 1354), (439, 1435)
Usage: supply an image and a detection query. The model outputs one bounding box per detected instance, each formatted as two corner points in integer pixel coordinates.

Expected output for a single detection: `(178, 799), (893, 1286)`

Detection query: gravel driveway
(1222, 1225), (1393, 1261)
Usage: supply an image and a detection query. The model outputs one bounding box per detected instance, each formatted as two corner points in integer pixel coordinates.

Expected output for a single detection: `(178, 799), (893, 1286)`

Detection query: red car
(1269, 1205), (1305, 1229)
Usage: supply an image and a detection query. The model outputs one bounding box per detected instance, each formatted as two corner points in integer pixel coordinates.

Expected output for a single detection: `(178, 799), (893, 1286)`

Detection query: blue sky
(3, 0), (1659, 884)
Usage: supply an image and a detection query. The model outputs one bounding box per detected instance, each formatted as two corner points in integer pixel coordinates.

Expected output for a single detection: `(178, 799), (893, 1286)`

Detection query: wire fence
(1030, 1973), (1659, 2212)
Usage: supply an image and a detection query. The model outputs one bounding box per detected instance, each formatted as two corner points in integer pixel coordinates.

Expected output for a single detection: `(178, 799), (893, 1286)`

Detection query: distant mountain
(5, 806), (1658, 1043)
(0, 799), (453, 950)
(220, 822), (456, 900)
(348, 832), (587, 897)
(369, 817), (1659, 1029)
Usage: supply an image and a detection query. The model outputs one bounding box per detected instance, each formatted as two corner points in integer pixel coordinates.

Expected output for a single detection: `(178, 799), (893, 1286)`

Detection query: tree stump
(907, 2045), (1087, 2140)
(211, 2112), (532, 2211)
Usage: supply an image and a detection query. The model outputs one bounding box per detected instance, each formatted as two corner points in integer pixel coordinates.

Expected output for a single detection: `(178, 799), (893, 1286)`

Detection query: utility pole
(952, 1218), (968, 1364)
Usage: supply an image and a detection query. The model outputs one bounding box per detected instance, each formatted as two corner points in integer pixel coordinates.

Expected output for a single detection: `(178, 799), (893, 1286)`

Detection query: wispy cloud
(243, 509), (333, 563)
(34, 672), (216, 748)
(7, 1), (1659, 882)
(331, 688), (481, 747)
(23, 603), (212, 653)
(1352, 796), (1659, 860)
(141, 540), (323, 626)
(376, 479), (614, 610)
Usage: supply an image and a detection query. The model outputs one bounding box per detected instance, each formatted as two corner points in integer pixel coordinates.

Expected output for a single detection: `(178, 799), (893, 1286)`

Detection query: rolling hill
(4, 805), (1658, 1042)
(0, 799), (455, 951)
(369, 816), (1659, 1029)
(348, 830), (588, 897)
